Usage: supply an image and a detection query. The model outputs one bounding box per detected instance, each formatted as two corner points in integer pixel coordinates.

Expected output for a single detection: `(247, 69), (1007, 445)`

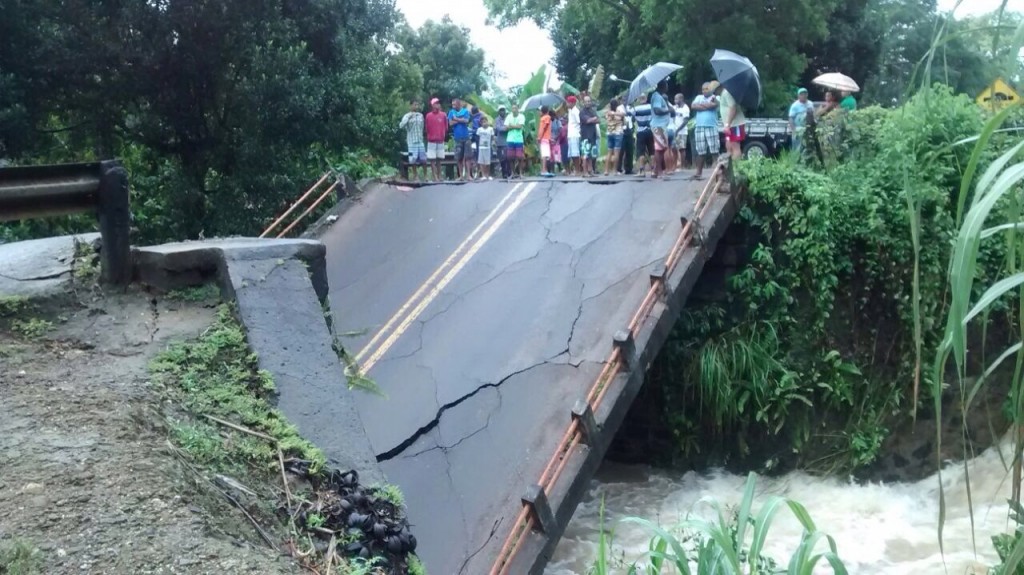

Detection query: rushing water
(546, 440), (1019, 574)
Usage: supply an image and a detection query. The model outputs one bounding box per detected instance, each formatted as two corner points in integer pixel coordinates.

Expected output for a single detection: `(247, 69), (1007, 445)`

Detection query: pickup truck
(685, 117), (792, 159)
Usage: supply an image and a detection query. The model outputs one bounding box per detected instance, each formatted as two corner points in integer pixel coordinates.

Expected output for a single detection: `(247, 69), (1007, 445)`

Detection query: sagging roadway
(319, 168), (739, 574)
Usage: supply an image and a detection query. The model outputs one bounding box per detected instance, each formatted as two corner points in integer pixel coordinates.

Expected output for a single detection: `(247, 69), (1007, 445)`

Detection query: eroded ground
(0, 289), (299, 574)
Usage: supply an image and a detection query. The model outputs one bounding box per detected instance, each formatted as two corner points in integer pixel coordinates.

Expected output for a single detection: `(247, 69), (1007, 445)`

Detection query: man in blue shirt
(649, 80), (672, 178)
(690, 81), (720, 180)
(788, 88), (814, 157)
(448, 98), (472, 181)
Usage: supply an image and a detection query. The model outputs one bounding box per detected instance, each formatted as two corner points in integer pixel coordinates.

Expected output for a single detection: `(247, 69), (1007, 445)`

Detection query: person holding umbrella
(715, 83), (747, 160)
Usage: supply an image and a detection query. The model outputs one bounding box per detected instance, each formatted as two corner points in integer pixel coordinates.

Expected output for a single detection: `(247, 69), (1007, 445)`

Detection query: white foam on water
(546, 440), (1019, 574)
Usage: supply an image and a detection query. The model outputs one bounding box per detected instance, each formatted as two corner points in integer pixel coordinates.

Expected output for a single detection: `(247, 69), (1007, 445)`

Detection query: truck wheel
(743, 141), (770, 159)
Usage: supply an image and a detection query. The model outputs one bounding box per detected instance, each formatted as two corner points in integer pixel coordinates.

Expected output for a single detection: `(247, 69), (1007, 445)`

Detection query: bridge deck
(319, 169), (738, 573)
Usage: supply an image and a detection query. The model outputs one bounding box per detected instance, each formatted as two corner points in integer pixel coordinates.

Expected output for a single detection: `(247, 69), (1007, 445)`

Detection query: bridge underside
(319, 169), (739, 574)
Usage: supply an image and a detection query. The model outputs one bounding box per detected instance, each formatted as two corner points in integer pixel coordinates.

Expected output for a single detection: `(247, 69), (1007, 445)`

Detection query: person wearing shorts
(424, 98), (449, 181)
(566, 95), (581, 175)
(649, 80), (672, 178)
(716, 84), (747, 160)
(476, 116), (494, 179)
(603, 97), (625, 176)
(671, 93), (690, 171)
(632, 95), (654, 176)
(399, 99), (427, 182)
(580, 94), (600, 176)
(505, 103), (526, 178)
(690, 82), (720, 180)
(538, 105), (552, 175)
(448, 98), (472, 180)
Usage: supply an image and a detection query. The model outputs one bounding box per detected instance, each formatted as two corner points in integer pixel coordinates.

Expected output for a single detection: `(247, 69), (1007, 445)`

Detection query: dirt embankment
(0, 288), (300, 574)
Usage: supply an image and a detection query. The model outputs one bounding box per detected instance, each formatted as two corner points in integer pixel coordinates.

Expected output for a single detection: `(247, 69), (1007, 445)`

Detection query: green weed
(152, 304), (326, 472)
(591, 473), (848, 575)
(305, 513), (326, 529)
(407, 555), (428, 575)
(0, 539), (42, 575)
(11, 318), (53, 339)
(370, 483), (405, 508)
(167, 284), (221, 303)
(0, 295), (30, 318)
(72, 239), (100, 284)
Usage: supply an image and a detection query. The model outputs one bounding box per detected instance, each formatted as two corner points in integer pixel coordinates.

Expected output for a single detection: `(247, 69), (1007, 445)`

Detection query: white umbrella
(813, 73), (860, 93)
(626, 62), (683, 104)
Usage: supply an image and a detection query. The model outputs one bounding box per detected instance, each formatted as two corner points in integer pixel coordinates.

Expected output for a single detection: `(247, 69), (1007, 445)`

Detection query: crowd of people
(787, 86), (857, 162)
(399, 78), (793, 183)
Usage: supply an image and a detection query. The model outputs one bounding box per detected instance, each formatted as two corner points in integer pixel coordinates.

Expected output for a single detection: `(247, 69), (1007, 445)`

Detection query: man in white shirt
(566, 95), (582, 176)
(671, 93), (690, 171)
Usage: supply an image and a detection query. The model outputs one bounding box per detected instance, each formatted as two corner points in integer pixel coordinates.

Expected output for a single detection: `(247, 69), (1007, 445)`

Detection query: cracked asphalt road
(319, 177), (705, 573)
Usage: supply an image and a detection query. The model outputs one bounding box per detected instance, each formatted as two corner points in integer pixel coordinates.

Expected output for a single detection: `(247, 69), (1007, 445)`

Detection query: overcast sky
(394, 0), (1020, 89)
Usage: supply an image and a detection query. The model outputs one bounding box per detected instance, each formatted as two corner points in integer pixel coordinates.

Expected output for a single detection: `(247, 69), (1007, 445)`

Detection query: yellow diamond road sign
(977, 77), (1020, 111)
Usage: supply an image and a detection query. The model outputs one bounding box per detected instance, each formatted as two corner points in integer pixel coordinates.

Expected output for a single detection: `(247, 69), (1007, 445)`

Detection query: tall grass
(921, 1), (1024, 568)
(590, 473), (847, 575)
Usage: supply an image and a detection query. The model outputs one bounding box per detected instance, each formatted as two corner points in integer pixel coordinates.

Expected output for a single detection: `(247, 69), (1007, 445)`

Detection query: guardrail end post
(522, 484), (556, 535)
(97, 160), (132, 285)
(613, 329), (636, 369)
(571, 399), (598, 446)
(649, 264), (667, 287)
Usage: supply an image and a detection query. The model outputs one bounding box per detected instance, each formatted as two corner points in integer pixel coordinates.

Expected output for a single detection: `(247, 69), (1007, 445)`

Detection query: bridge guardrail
(0, 160), (131, 284)
(489, 160), (732, 574)
(260, 170), (342, 239)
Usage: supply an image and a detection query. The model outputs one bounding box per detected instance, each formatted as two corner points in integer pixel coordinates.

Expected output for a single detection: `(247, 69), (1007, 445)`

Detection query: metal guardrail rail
(260, 170), (342, 239)
(0, 160), (131, 284)
(488, 160), (733, 574)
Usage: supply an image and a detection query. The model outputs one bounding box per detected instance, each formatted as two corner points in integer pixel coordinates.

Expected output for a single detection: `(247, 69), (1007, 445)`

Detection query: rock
(21, 482), (44, 494)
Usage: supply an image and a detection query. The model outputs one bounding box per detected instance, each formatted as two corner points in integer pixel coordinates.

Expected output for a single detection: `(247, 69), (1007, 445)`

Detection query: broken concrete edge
(130, 236), (386, 482)
(0, 233), (104, 314)
(507, 181), (745, 575)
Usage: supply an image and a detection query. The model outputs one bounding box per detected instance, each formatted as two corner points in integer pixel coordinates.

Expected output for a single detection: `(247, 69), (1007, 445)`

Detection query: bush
(649, 85), (1013, 473)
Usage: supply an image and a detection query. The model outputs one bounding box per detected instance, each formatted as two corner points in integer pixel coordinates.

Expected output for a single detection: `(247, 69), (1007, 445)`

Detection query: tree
(395, 17), (487, 102)
(0, 0), (419, 242)
(486, 0), (840, 113)
(797, 0), (884, 96)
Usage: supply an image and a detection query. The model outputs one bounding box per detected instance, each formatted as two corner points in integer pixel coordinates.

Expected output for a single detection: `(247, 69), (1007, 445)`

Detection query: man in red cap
(424, 97), (448, 181)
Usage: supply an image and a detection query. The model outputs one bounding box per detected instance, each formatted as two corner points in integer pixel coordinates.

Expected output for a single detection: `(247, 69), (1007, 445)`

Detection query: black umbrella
(710, 49), (762, 110)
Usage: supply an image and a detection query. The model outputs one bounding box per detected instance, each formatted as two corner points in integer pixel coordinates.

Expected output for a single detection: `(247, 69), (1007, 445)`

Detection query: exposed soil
(0, 288), (301, 574)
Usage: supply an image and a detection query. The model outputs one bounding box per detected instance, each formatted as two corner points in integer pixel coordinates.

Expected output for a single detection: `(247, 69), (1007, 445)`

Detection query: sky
(393, 0), (554, 88)
(394, 0), (1022, 89)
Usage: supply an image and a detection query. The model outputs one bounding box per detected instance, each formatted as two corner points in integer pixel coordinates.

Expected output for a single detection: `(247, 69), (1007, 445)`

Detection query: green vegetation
(590, 473), (846, 574)
(0, 1), (481, 244)
(151, 304), (326, 472)
(484, 0), (1017, 112)
(0, 295), (29, 318)
(370, 483), (406, 508)
(645, 85), (1017, 473)
(408, 555), (428, 575)
(0, 539), (41, 575)
(11, 318), (53, 339)
(152, 304), (418, 573)
(166, 284), (221, 303)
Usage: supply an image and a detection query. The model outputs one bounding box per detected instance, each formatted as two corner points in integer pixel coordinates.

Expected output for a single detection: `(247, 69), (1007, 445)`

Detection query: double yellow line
(354, 182), (539, 374)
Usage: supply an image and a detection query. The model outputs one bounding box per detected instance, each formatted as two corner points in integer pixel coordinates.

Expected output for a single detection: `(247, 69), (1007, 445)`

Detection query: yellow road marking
(359, 182), (538, 374)
(353, 183), (522, 364)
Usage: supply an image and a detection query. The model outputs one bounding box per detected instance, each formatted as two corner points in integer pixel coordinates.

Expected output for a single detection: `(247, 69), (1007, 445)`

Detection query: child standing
(476, 116), (495, 180)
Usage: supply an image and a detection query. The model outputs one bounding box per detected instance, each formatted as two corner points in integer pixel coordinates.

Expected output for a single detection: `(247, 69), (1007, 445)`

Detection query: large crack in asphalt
(375, 359), (552, 462)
